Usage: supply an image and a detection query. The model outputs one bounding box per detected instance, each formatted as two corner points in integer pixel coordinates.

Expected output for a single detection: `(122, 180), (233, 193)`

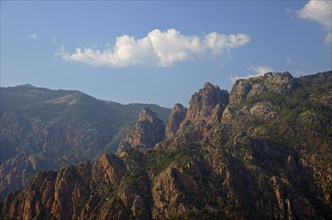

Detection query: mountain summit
(164, 103), (187, 140)
(1, 71), (332, 219)
(185, 82), (229, 123)
(229, 71), (295, 105)
(118, 107), (165, 151)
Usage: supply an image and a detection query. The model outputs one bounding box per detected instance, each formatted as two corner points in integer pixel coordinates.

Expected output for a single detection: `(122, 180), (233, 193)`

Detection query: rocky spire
(184, 82), (229, 123)
(121, 107), (165, 149)
(164, 103), (187, 140)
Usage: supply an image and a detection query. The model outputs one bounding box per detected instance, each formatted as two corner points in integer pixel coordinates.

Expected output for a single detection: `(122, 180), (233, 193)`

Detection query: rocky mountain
(184, 82), (229, 123)
(0, 85), (170, 199)
(164, 103), (187, 140)
(1, 71), (332, 219)
(118, 107), (165, 151)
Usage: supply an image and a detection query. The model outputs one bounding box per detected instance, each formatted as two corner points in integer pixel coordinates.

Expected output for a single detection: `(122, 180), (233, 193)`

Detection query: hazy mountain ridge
(1, 71), (332, 219)
(0, 85), (170, 199)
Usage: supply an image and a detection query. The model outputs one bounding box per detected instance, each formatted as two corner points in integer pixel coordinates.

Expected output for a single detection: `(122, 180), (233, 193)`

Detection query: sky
(1, 1), (331, 108)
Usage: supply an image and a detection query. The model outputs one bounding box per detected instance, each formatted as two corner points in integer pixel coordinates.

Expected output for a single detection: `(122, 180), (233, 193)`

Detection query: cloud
(230, 65), (273, 83)
(296, 0), (332, 44)
(28, 33), (39, 40)
(58, 28), (250, 67)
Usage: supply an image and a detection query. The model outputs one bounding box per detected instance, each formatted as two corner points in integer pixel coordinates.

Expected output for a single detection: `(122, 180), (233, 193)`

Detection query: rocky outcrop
(2, 138), (329, 219)
(99, 154), (126, 185)
(249, 102), (278, 121)
(164, 104), (187, 140)
(0, 154), (130, 220)
(151, 154), (208, 219)
(229, 72), (296, 105)
(1, 71), (331, 219)
(184, 82), (229, 123)
(120, 107), (165, 149)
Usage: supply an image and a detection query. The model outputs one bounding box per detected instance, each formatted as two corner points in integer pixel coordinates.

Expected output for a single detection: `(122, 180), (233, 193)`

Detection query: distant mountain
(0, 84), (170, 199)
(1, 71), (332, 219)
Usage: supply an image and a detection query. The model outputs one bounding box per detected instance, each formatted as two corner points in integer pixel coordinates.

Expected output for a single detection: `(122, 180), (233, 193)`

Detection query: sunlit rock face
(1, 71), (332, 219)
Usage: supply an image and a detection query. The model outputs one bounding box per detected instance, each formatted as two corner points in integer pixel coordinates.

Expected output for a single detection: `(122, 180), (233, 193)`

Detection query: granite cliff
(1, 71), (331, 219)
(164, 103), (187, 140)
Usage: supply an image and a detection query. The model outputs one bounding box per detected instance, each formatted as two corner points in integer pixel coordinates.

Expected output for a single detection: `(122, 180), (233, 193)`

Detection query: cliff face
(164, 103), (187, 140)
(184, 82), (229, 123)
(1, 71), (332, 219)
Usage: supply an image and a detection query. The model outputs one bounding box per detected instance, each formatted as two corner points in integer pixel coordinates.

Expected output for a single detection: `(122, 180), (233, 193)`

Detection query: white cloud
(28, 33), (39, 40)
(58, 28), (250, 67)
(296, 0), (332, 44)
(230, 65), (274, 83)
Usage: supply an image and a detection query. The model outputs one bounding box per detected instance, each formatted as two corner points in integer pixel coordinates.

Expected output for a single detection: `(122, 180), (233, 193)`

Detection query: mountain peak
(229, 71), (296, 105)
(138, 107), (156, 121)
(165, 103), (187, 140)
(120, 107), (165, 149)
(16, 84), (36, 88)
(203, 81), (216, 89)
(185, 82), (229, 122)
(140, 106), (153, 114)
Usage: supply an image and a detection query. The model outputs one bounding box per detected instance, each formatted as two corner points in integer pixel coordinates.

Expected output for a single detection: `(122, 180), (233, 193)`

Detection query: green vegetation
(120, 169), (145, 190)
(236, 77), (332, 143)
(144, 144), (201, 174)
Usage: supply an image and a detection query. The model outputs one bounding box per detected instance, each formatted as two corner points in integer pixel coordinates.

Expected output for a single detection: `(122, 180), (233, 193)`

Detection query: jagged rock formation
(164, 103), (187, 140)
(119, 107), (165, 150)
(229, 71), (295, 105)
(1, 155), (129, 220)
(184, 82), (229, 123)
(0, 85), (170, 199)
(1, 71), (332, 219)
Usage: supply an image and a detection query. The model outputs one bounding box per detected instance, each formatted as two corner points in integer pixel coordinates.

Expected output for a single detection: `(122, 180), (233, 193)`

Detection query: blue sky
(1, 1), (331, 108)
